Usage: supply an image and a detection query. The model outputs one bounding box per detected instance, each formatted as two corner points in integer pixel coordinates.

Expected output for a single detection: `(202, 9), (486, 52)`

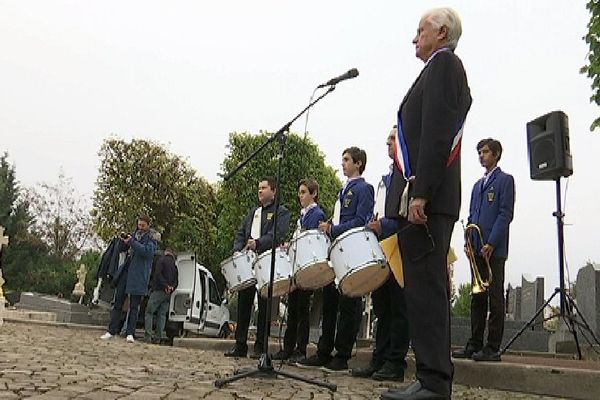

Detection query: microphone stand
(215, 85), (337, 391)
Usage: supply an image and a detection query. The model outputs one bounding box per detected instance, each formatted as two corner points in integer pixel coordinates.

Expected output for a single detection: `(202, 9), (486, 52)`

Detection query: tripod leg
(500, 289), (559, 355)
(274, 369), (337, 391)
(564, 294), (600, 346)
(214, 368), (262, 388)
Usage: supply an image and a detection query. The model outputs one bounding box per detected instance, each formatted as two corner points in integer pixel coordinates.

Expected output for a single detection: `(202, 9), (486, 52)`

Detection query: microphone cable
(303, 87), (319, 141)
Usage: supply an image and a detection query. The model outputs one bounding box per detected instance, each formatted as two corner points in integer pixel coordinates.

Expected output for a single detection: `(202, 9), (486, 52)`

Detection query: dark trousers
(235, 285), (266, 353)
(469, 255), (506, 352)
(400, 214), (454, 396)
(371, 275), (410, 369)
(317, 282), (362, 360)
(108, 270), (142, 336)
(283, 288), (312, 355)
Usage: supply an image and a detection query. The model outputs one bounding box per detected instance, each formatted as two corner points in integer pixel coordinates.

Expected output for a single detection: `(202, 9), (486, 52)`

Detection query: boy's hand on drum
(367, 219), (382, 236)
(318, 221), (331, 235)
(245, 239), (257, 251)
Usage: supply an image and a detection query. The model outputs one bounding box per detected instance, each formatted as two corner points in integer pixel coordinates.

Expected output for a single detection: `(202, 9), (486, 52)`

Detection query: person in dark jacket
(144, 248), (179, 343)
(271, 178), (326, 363)
(100, 214), (158, 343)
(381, 7), (472, 400)
(298, 147), (374, 372)
(452, 138), (515, 362)
(224, 176), (290, 358)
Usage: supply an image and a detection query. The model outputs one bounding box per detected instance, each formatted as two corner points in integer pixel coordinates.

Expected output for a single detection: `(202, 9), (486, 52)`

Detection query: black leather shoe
(380, 381), (449, 400)
(471, 346), (501, 362)
(224, 346), (247, 358)
(451, 343), (481, 359)
(350, 363), (380, 378)
(372, 361), (404, 382)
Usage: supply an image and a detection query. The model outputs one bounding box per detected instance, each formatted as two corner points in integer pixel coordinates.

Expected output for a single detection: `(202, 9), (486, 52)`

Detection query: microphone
(317, 68), (359, 88)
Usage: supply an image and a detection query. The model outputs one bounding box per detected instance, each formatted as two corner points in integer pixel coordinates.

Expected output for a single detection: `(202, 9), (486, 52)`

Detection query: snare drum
(288, 230), (334, 289)
(254, 248), (294, 298)
(329, 227), (389, 297)
(220, 251), (257, 292)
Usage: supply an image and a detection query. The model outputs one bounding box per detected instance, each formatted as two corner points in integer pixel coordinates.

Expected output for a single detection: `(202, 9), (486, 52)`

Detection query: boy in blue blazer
(453, 138), (515, 362)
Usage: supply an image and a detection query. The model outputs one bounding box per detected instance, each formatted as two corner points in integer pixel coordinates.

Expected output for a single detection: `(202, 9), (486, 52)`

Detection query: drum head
(259, 279), (294, 298)
(294, 261), (335, 290)
(339, 262), (389, 297)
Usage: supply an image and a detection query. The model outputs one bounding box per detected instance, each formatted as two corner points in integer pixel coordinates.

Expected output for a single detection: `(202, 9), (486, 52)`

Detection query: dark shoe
(381, 381), (449, 400)
(350, 363), (380, 378)
(296, 353), (332, 368)
(372, 361), (404, 382)
(322, 357), (348, 373)
(287, 350), (306, 364)
(271, 349), (291, 360)
(472, 346), (501, 362)
(224, 346), (247, 358)
(451, 343), (481, 359)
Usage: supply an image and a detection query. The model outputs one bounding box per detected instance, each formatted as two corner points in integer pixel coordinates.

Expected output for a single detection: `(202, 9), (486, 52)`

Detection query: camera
(119, 232), (130, 240)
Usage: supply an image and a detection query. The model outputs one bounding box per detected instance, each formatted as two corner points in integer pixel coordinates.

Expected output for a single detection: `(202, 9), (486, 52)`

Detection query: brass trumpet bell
(463, 222), (492, 294)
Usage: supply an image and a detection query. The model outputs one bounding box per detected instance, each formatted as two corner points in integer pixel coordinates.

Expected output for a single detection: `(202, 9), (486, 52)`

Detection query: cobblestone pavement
(0, 322), (564, 399)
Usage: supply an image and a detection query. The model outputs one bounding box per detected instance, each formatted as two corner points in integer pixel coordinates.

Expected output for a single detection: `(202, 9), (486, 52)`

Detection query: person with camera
(100, 214), (158, 343)
(144, 247), (178, 343)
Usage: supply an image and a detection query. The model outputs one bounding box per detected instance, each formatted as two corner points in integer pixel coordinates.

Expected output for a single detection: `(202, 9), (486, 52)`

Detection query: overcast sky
(1, 1), (599, 302)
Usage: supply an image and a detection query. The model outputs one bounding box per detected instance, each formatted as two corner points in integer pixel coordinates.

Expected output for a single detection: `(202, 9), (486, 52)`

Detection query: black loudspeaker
(526, 110), (573, 180)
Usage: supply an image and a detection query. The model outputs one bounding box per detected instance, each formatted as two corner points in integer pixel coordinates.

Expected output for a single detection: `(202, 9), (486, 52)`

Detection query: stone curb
(3, 316), (106, 331)
(174, 337), (600, 400)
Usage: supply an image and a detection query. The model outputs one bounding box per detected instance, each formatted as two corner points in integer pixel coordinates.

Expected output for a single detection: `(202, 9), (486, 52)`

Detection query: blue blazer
(331, 177), (374, 239)
(468, 167), (515, 259)
(300, 205), (326, 231)
(379, 171), (400, 239)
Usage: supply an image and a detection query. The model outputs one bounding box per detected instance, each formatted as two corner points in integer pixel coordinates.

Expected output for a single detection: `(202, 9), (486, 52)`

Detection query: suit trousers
(283, 288), (312, 354)
(235, 285), (266, 353)
(317, 282), (362, 360)
(108, 270), (142, 336)
(469, 255), (506, 352)
(400, 214), (455, 396)
(371, 275), (410, 369)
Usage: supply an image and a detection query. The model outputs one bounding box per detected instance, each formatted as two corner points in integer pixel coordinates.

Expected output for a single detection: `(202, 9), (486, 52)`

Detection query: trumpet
(462, 221), (492, 294)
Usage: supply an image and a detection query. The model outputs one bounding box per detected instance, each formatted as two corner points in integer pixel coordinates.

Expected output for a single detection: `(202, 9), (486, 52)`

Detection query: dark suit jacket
(468, 167), (515, 259)
(233, 201), (291, 254)
(398, 49), (472, 219)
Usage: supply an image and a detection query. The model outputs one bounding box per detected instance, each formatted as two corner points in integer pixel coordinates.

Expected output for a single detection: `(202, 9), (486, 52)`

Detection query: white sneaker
(126, 335), (135, 343)
(100, 332), (113, 340)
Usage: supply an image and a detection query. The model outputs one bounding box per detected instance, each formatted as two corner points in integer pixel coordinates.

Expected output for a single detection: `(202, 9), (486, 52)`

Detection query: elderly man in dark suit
(381, 8), (472, 400)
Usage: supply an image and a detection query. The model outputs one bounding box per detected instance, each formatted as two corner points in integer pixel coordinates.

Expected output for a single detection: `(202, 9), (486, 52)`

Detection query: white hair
(423, 7), (462, 51)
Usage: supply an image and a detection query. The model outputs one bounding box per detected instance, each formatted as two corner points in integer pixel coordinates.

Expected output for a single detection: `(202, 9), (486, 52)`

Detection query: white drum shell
(288, 230), (334, 289)
(220, 252), (257, 292)
(329, 227), (389, 297)
(254, 248), (294, 297)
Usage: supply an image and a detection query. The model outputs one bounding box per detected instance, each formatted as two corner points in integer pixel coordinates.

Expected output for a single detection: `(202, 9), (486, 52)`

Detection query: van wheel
(218, 323), (231, 339)
(166, 321), (184, 339)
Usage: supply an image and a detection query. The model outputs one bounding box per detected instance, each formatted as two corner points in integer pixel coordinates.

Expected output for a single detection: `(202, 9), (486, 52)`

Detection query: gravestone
(506, 283), (522, 321)
(575, 263), (600, 339)
(520, 275), (544, 329)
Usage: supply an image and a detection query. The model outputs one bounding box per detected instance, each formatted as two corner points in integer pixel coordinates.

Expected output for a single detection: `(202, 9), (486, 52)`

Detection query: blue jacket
(468, 167), (515, 259)
(378, 171), (400, 240)
(331, 177), (375, 239)
(125, 229), (158, 295)
(300, 205), (326, 230)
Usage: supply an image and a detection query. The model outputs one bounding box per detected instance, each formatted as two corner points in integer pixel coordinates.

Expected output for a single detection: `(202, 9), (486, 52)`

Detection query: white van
(165, 252), (230, 338)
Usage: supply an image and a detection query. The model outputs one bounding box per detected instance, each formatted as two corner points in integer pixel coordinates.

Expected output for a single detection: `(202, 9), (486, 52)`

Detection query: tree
(451, 282), (472, 317)
(215, 131), (342, 286)
(92, 138), (218, 268)
(28, 171), (97, 261)
(582, 0), (600, 131)
(0, 153), (48, 292)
